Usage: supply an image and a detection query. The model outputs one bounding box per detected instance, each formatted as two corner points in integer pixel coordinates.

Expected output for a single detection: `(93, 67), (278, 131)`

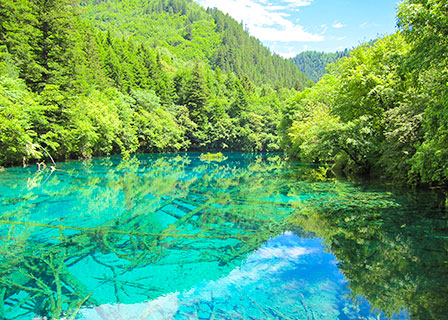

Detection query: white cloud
(251, 24), (324, 42)
(77, 292), (181, 320)
(332, 22), (344, 29)
(360, 22), (379, 29)
(282, 0), (314, 7)
(278, 51), (300, 58)
(196, 0), (323, 43)
(276, 43), (312, 57)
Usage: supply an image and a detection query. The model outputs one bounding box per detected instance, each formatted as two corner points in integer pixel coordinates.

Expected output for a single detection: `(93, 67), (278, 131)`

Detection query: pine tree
(230, 79), (248, 119)
(183, 59), (209, 125)
(26, 0), (82, 91)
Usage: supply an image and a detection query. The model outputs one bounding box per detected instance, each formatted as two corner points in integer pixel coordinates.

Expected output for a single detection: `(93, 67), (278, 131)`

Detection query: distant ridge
(290, 50), (350, 83)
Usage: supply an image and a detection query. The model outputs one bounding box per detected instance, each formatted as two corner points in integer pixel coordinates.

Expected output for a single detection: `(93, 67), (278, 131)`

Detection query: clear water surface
(0, 153), (446, 320)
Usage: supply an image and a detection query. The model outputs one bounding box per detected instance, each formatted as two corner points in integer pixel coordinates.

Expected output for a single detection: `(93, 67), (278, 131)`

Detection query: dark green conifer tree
(183, 59), (209, 125)
(27, 0), (82, 91)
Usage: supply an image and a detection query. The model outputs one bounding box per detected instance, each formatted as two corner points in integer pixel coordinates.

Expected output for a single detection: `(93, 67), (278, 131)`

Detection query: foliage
(3, 0), (448, 188)
(83, 0), (310, 89)
(398, 0), (448, 69)
(398, 0), (448, 185)
(282, 19), (448, 186)
(0, 0), (298, 166)
(0, 75), (43, 165)
(290, 49), (350, 83)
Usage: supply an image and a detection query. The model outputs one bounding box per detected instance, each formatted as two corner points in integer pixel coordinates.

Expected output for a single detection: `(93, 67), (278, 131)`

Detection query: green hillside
(82, 0), (311, 89)
(0, 0), (310, 167)
(1, 0), (447, 187)
(290, 50), (350, 83)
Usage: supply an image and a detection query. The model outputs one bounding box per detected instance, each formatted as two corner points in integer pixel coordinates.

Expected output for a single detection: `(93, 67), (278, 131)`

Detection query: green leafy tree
(0, 75), (43, 166)
(0, 0), (299, 165)
(398, 0), (448, 185)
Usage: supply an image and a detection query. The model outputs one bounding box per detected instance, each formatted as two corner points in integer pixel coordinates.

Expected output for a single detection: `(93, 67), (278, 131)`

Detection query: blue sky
(195, 0), (402, 57)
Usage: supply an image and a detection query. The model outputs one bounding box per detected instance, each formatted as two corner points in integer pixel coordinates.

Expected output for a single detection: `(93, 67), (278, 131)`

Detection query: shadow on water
(0, 153), (446, 319)
(287, 179), (448, 320)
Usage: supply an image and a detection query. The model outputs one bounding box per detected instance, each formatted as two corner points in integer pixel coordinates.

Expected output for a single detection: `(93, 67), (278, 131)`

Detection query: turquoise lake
(0, 153), (446, 320)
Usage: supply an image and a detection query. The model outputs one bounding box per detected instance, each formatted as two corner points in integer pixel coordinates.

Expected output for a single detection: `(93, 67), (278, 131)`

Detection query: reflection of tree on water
(0, 154), (295, 319)
(1, 154), (446, 319)
(288, 184), (448, 320)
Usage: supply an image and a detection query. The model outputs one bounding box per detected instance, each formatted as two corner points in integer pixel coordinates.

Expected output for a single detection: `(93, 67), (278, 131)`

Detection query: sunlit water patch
(0, 153), (446, 319)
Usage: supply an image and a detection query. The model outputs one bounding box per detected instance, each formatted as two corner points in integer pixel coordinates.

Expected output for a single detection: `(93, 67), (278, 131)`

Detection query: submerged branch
(0, 220), (248, 240)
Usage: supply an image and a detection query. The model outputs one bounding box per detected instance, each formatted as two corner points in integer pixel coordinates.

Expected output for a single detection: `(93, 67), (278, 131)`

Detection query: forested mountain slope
(82, 0), (311, 89)
(2, 0), (447, 188)
(0, 0), (309, 167)
(290, 50), (350, 83)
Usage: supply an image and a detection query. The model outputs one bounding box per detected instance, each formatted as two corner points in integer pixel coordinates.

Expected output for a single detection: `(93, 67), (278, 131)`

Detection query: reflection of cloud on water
(76, 233), (344, 320)
(74, 232), (411, 320)
(77, 293), (180, 320)
(256, 245), (311, 260)
(182, 238), (315, 297)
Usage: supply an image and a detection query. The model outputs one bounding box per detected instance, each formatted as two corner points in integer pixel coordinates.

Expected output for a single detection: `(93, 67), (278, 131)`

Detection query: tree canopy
(290, 49), (350, 83)
(281, 0), (448, 187)
(1, 0), (448, 188)
(0, 0), (310, 166)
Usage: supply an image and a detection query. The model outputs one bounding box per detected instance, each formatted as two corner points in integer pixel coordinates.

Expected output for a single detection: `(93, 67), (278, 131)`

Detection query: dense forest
(1, 0), (448, 187)
(290, 49), (350, 83)
(83, 0), (311, 89)
(0, 0), (311, 167)
(280, 0), (448, 186)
